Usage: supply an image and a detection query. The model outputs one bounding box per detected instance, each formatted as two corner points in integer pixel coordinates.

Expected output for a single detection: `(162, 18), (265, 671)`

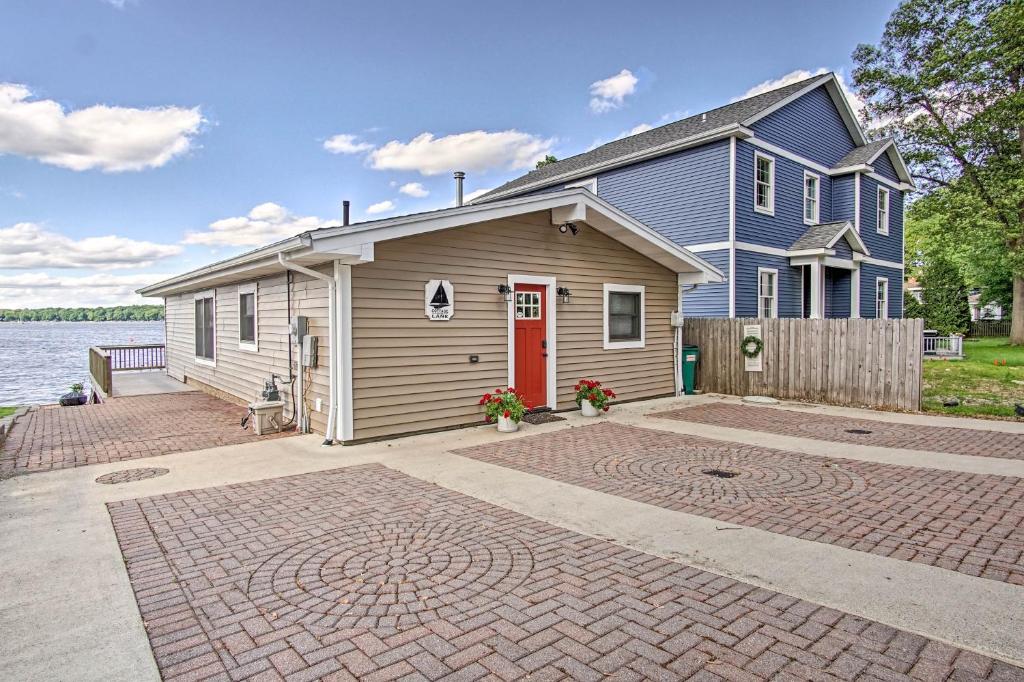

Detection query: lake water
(0, 321), (165, 405)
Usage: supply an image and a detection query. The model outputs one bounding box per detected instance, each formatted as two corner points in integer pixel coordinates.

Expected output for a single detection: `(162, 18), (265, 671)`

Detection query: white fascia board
(789, 248), (835, 258)
(831, 164), (873, 176)
(867, 143), (915, 188)
(476, 124), (751, 203)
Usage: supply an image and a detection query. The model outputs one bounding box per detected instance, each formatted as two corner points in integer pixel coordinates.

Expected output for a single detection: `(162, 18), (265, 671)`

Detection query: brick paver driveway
(656, 403), (1024, 460)
(1, 392), (292, 477)
(456, 423), (1024, 585)
(108, 464), (1022, 681)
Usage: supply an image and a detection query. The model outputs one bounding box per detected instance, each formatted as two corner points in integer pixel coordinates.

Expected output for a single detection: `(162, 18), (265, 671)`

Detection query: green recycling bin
(681, 345), (699, 395)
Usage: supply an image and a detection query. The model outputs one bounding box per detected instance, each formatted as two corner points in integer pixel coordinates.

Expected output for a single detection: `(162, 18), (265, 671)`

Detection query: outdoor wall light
(558, 222), (579, 236)
(557, 286), (572, 304)
(497, 283), (513, 302)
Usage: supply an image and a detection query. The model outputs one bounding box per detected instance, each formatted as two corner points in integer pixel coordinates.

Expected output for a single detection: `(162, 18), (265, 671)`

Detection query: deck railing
(88, 347), (113, 397)
(923, 334), (963, 358)
(88, 344), (166, 400)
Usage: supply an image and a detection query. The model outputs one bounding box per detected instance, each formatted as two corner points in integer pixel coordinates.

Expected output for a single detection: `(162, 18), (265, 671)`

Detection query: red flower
(574, 384), (581, 391)
(503, 409), (511, 418)
(495, 388), (503, 394)
(603, 406), (609, 412)
(484, 415), (492, 422)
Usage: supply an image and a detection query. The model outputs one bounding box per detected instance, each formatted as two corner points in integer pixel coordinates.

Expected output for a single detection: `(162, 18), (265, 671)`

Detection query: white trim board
(506, 274), (558, 410)
(336, 262), (354, 442)
(728, 136), (737, 318)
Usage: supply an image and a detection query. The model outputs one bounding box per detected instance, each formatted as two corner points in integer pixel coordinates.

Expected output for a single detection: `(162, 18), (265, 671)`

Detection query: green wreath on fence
(740, 335), (763, 359)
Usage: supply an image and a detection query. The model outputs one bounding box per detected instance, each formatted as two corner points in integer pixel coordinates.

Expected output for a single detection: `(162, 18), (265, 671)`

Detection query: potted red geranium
(574, 379), (616, 417)
(479, 387), (528, 433)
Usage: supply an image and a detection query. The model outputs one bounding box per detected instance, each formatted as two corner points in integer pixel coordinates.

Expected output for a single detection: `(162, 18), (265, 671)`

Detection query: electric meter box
(290, 315), (308, 341)
(301, 334), (318, 368)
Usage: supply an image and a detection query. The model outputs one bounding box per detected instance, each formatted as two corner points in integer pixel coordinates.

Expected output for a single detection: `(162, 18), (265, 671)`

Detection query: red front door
(514, 284), (547, 409)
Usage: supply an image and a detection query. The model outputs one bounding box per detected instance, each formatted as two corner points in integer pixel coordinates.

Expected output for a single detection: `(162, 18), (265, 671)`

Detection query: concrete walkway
(110, 370), (193, 397)
(1, 397), (1022, 680)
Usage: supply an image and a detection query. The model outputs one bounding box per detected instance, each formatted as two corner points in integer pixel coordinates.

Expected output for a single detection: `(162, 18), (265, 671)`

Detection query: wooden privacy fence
(683, 318), (924, 411)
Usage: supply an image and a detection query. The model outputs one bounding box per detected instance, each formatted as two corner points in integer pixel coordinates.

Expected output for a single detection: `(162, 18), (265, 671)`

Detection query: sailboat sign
(424, 280), (455, 320)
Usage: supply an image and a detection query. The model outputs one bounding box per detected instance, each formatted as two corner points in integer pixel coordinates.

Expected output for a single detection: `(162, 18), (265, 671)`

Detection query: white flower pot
(497, 415), (519, 433)
(581, 399), (600, 417)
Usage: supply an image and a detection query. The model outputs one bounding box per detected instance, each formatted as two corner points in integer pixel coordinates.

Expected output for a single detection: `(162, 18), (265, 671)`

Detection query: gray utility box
(249, 400), (285, 435)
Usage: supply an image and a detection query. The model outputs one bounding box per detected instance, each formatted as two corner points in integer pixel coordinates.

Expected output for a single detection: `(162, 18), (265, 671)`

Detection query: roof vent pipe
(454, 171), (465, 207)
(701, 113), (707, 123)
(342, 200), (350, 226)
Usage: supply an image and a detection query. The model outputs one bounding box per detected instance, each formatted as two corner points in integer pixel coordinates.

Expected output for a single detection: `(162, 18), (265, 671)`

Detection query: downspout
(278, 253), (337, 446)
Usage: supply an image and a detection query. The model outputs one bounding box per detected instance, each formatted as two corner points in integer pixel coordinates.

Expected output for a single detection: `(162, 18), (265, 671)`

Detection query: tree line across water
(0, 305), (165, 322)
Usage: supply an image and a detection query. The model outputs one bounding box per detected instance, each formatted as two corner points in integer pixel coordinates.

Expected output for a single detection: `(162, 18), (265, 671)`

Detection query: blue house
(477, 73), (914, 319)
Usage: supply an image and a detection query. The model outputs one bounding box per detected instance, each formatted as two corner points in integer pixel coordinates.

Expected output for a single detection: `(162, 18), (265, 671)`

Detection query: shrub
(574, 379), (616, 412)
(479, 387), (527, 423)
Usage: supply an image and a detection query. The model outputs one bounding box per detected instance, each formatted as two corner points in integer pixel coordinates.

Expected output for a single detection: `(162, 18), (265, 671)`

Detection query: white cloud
(0, 272), (165, 308)
(398, 182), (429, 198)
(366, 200), (396, 215)
(462, 187), (495, 205)
(0, 83), (203, 172)
(732, 68), (866, 121)
(0, 222), (182, 269)
(182, 203), (322, 247)
(323, 133), (375, 155)
(589, 69), (639, 114)
(368, 130), (554, 176)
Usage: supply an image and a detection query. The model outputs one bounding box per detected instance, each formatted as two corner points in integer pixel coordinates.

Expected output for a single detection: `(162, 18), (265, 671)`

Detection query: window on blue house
(754, 153), (774, 214)
(758, 268), (778, 318)
(877, 187), (890, 235)
(803, 172), (819, 224)
(876, 278), (889, 319)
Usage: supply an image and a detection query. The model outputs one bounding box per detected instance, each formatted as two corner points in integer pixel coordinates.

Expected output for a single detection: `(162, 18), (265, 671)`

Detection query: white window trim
(506, 274), (557, 410)
(803, 170), (820, 225)
(193, 289), (216, 367)
(757, 267), (779, 319)
(237, 282), (258, 352)
(603, 283), (646, 350)
(565, 177), (597, 195)
(877, 186), (890, 235)
(753, 151), (775, 216)
(876, 277), (889, 319)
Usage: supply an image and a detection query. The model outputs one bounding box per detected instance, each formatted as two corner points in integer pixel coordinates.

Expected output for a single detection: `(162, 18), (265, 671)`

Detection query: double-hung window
(877, 186), (890, 235)
(603, 284), (645, 349)
(194, 291), (216, 365)
(754, 152), (775, 214)
(758, 268), (778, 318)
(238, 283), (258, 352)
(876, 278), (889, 319)
(803, 172), (820, 224)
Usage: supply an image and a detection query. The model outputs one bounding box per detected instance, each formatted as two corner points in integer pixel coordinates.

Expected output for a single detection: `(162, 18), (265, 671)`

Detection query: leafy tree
(535, 155), (558, 169)
(904, 290), (927, 318)
(921, 253), (972, 334)
(853, 0), (1024, 342)
(0, 305), (165, 322)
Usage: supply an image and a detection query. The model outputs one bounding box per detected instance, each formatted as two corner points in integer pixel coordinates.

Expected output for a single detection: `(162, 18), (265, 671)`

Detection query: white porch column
(851, 265), (861, 318)
(809, 260), (823, 319)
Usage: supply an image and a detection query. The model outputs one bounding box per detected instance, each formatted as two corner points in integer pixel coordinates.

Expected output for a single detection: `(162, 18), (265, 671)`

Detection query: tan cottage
(139, 189), (723, 443)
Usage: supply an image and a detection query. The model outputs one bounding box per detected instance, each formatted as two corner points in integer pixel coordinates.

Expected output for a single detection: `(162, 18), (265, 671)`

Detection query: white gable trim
(741, 74), (868, 147)
(824, 221), (869, 255)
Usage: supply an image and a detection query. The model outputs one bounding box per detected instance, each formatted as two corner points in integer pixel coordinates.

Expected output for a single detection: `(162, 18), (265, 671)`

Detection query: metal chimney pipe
(454, 171), (465, 207)
(342, 200), (350, 226)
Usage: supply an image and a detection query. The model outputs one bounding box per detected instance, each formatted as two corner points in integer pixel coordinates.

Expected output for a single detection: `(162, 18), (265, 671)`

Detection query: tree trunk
(1012, 275), (1024, 345)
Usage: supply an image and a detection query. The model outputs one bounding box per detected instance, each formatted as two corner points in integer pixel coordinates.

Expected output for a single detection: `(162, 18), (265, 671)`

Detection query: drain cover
(701, 468), (738, 479)
(845, 428), (873, 435)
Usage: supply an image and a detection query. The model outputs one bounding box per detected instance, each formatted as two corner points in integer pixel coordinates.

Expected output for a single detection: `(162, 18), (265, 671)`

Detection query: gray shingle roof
(833, 138), (892, 169)
(790, 221), (853, 251)
(476, 73), (828, 202)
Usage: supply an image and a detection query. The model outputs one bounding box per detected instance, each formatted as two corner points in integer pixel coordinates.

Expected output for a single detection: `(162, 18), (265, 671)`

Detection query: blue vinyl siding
(734, 250), (802, 318)
(682, 249), (729, 317)
(825, 268), (851, 318)
(832, 239), (853, 260)
(749, 85), (857, 167)
(872, 151), (900, 183)
(735, 141), (832, 249)
(859, 176), (903, 263)
(860, 263), (904, 318)
(597, 140), (730, 245)
(832, 175), (856, 222)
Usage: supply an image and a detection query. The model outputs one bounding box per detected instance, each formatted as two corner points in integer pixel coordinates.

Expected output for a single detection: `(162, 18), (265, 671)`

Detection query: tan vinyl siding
(164, 268), (332, 434)
(350, 212), (678, 440)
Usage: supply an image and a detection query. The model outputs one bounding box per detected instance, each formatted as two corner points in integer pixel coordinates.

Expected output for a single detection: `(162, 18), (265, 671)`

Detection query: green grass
(922, 337), (1024, 419)
(0, 406), (17, 419)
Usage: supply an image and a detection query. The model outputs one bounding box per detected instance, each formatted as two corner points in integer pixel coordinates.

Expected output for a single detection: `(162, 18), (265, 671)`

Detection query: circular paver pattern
(592, 444), (866, 504)
(246, 520), (535, 631)
(95, 467), (170, 484)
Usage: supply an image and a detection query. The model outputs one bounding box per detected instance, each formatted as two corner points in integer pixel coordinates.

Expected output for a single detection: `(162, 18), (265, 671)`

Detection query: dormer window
(754, 152), (774, 215)
(803, 172), (820, 224)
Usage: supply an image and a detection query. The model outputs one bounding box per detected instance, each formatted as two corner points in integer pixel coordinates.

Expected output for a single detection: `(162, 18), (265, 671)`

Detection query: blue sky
(0, 0), (898, 307)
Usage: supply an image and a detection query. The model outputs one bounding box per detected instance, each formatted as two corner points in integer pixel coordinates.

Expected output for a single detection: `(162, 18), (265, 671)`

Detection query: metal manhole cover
(845, 428), (873, 435)
(701, 468), (739, 479)
(95, 468), (170, 484)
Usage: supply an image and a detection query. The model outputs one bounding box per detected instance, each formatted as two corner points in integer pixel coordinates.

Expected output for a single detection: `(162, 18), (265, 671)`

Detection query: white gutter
(277, 253), (337, 446)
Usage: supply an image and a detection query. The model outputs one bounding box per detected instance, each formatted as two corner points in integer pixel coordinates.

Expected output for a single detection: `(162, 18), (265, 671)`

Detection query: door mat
(522, 411), (567, 425)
